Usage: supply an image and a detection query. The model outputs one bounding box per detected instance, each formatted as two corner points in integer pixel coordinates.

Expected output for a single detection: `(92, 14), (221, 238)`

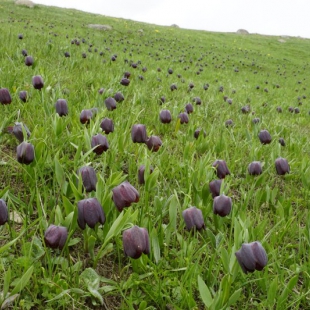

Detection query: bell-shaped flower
(0, 199), (8, 225)
(213, 194), (232, 217)
(77, 198), (105, 229)
(44, 225), (68, 249)
(212, 160), (230, 179)
(182, 206), (205, 231)
(16, 142), (34, 165)
(275, 157), (290, 175)
(122, 226), (150, 259)
(131, 124), (147, 143)
(78, 166), (97, 192)
(235, 241), (268, 273)
(112, 181), (139, 212)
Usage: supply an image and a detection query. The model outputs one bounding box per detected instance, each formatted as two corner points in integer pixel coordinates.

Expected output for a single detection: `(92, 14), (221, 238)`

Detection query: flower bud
(77, 198), (105, 229)
(0, 88), (12, 105)
(0, 199), (8, 225)
(44, 225), (68, 249)
(258, 130), (272, 144)
(212, 160), (230, 179)
(275, 157), (290, 175)
(91, 134), (109, 155)
(55, 99), (68, 116)
(78, 166), (97, 192)
(104, 97), (117, 111)
(122, 226), (150, 259)
(32, 75), (44, 90)
(213, 194), (232, 217)
(235, 241), (268, 273)
(170, 84), (177, 91)
(145, 136), (162, 152)
(112, 181), (139, 212)
(131, 124), (147, 143)
(16, 142), (34, 165)
(182, 206), (205, 231)
(248, 161), (262, 176)
(159, 110), (172, 124)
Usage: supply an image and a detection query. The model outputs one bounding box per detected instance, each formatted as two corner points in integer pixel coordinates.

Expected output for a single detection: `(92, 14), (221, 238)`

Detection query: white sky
(34, 0), (310, 38)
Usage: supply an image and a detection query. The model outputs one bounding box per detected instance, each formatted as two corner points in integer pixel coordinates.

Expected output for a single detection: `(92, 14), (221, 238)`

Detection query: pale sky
(34, 0), (310, 38)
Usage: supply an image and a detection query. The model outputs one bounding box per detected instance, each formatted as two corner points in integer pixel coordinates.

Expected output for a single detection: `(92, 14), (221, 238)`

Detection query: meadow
(1, 0), (310, 309)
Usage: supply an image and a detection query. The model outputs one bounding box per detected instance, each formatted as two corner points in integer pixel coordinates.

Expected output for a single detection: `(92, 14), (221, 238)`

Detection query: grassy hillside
(1, 0), (310, 309)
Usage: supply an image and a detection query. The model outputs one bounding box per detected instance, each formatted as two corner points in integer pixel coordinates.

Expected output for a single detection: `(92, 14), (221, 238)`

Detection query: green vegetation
(1, 0), (310, 309)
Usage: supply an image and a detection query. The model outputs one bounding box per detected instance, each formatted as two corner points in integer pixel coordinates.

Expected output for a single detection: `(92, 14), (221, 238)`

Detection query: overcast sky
(34, 0), (310, 38)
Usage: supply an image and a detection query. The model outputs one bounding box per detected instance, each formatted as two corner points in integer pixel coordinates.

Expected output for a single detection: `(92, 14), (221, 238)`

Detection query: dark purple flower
(252, 118), (260, 124)
(0, 199), (8, 226)
(168, 68), (173, 74)
(123, 226), (150, 259)
(275, 157), (290, 175)
(120, 78), (130, 86)
(278, 138), (285, 146)
(248, 161), (262, 176)
(179, 112), (189, 124)
(78, 166), (97, 192)
(25, 56), (34, 66)
(12, 122), (31, 142)
(194, 128), (206, 139)
(91, 134), (109, 155)
(225, 119), (234, 127)
(80, 109), (93, 124)
(44, 225), (68, 249)
(105, 97), (117, 111)
(209, 179), (222, 198)
(159, 96), (166, 104)
(19, 91), (28, 103)
(55, 99), (68, 116)
(22, 49), (28, 56)
(112, 181), (139, 212)
(185, 104), (193, 114)
(159, 110), (172, 124)
(276, 106), (282, 113)
(16, 142), (35, 165)
(18, 34), (23, 39)
(64, 52), (70, 57)
(241, 105), (250, 114)
(77, 198), (105, 229)
(212, 160), (230, 179)
(124, 71), (131, 78)
(145, 136), (162, 152)
(0, 88), (12, 105)
(258, 130), (272, 144)
(235, 241), (268, 273)
(131, 124), (147, 143)
(100, 118), (114, 134)
(98, 88), (105, 95)
(114, 92), (124, 102)
(213, 194), (232, 217)
(138, 165), (153, 185)
(188, 82), (194, 89)
(182, 206), (205, 231)
(32, 75), (44, 90)
(193, 97), (201, 105)
(170, 84), (177, 91)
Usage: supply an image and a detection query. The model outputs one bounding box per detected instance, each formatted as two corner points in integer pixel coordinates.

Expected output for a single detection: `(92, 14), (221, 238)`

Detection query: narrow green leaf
(227, 288), (242, 307)
(197, 275), (213, 308)
(10, 265), (34, 295)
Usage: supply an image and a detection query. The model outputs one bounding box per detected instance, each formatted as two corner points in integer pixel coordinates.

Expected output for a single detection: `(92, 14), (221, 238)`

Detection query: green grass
(1, 0), (310, 309)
